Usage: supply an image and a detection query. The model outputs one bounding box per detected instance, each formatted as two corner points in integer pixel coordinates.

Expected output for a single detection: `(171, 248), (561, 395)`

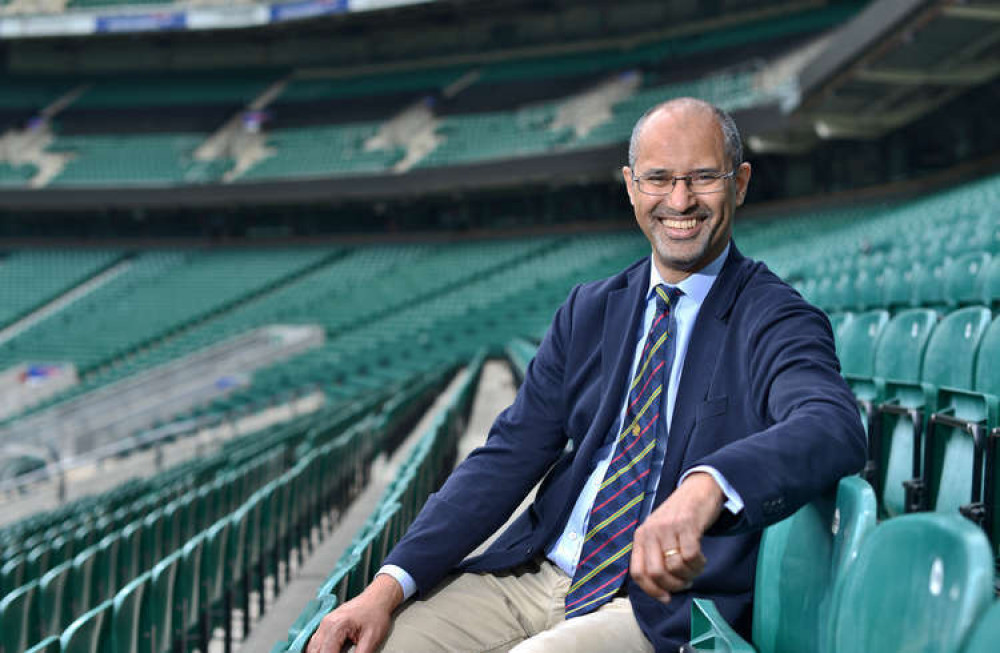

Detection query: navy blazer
(384, 243), (866, 651)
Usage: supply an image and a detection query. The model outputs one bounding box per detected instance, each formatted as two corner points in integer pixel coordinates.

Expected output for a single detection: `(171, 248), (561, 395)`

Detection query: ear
(734, 161), (751, 207)
(622, 166), (635, 207)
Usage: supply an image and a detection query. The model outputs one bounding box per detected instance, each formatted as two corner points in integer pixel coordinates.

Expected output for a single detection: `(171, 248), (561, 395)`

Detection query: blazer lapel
(593, 259), (650, 443)
(658, 244), (751, 501)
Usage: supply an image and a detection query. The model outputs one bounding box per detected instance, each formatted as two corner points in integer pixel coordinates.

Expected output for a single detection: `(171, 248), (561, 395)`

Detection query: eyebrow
(639, 167), (721, 176)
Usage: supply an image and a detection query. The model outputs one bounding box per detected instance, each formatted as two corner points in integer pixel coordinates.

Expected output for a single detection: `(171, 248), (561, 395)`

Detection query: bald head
(627, 98), (743, 172)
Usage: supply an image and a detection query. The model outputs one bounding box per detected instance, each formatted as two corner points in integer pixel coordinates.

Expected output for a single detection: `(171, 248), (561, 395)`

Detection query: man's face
(623, 106), (751, 284)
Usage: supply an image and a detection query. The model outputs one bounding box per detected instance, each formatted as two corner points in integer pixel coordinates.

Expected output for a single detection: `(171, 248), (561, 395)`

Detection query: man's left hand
(629, 471), (724, 602)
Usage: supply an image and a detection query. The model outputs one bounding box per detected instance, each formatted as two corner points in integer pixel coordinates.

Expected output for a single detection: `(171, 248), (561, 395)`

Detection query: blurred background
(0, 1), (998, 652)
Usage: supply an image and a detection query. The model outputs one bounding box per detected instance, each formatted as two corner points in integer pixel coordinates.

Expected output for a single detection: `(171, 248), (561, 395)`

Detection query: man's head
(623, 98), (751, 284)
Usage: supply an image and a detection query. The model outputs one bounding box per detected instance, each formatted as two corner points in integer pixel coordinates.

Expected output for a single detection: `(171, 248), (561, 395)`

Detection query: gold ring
(664, 548), (680, 558)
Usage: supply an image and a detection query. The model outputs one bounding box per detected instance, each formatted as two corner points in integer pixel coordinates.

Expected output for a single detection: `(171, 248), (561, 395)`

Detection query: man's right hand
(306, 574), (404, 653)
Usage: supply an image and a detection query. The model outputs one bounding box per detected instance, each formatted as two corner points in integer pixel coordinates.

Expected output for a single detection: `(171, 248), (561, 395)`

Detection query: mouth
(654, 213), (707, 238)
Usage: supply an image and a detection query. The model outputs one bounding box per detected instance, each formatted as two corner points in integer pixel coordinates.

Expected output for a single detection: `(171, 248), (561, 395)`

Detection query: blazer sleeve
(381, 284), (581, 594)
(692, 287), (867, 532)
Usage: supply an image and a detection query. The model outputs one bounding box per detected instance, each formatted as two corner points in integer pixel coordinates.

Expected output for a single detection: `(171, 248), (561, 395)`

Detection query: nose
(666, 177), (697, 212)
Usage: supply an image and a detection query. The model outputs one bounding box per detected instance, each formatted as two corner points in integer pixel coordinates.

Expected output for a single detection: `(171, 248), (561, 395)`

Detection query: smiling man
(307, 98), (865, 653)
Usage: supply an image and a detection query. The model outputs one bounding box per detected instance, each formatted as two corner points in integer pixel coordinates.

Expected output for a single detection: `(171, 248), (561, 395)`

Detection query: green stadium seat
(0, 579), (39, 653)
(825, 513), (994, 653)
(282, 596), (337, 653)
(173, 535), (203, 653)
(147, 552), (180, 653)
(1, 553), (26, 597)
(945, 252), (991, 307)
(111, 572), (149, 653)
(881, 264), (916, 310)
(39, 561), (73, 639)
(116, 523), (141, 591)
(877, 307), (992, 515)
(60, 600), (112, 653)
(198, 518), (229, 653)
(984, 256), (1000, 307)
(140, 510), (165, 573)
(93, 534), (120, 605)
(837, 310), (889, 377)
(69, 546), (99, 627)
(688, 476), (877, 653)
(849, 309), (938, 501)
(961, 601), (1000, 653)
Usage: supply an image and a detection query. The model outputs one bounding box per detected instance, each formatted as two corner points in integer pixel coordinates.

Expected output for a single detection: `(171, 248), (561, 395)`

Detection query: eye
(644, 176), (670, 187)
(690, 172), (719, 186)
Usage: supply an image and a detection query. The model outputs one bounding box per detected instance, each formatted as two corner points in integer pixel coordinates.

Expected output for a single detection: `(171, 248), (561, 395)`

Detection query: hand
(629, 472), (724, 602)
(307, 574), (404, 653)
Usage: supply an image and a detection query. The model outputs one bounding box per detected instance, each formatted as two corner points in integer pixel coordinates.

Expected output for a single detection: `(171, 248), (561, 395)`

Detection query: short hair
(627, 98), (743, 172)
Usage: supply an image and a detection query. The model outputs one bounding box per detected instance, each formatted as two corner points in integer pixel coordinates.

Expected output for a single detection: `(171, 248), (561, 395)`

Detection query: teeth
(662, 218), (697, 229)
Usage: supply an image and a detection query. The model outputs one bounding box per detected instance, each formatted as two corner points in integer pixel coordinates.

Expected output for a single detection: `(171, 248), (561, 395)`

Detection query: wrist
(368, 572), (405, 611)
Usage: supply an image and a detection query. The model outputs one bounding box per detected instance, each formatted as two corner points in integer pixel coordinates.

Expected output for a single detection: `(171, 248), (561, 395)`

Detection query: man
(308, 98), (866, 652)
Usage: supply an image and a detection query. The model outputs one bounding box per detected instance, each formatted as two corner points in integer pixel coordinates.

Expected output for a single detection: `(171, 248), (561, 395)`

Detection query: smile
(660, 217), (698, 230)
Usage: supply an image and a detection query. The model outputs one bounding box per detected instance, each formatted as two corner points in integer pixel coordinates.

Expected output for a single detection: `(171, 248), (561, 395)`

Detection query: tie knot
(653, 284), (682, 312)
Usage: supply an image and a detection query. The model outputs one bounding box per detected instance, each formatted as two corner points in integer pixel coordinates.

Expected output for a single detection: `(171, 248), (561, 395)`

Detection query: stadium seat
(961, 601), (1000, 653)
(945, 252), (992, 307)
(847, 308), (938, 502)
(198, 518), (230, 653)
(1, 553), (26, 597)
(60, 600), (112, 653)
(688, 476), (877, 653)
(984, 256), (1000, 307)
(825, 513), (994, 653)
(836, 310), (889, 378)
(148, 552), (180, 653)
(173, 535), (203, 653)
(24, 636), (60, 653)
(0, 579), (39, 653)
(111, 572), (149, 653)
(39, 561), (73, 639)
(877, 306), (992, 515)
(69, 545), (99, 627)
(93, 534), (120, 605)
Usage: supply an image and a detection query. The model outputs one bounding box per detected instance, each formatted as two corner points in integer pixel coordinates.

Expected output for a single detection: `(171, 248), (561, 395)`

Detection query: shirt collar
(647, 242), (730, 306)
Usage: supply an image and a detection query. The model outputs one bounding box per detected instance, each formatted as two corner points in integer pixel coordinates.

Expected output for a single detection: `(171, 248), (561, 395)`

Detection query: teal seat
(945, 252), (991, 307)
(283, 596), (337, 653)
(1, 554), (26, 597)
(69, 545), (99, 627)
(173, 535), (203, 653)
(199, 519), (230, 653)
(111, 572), (149, 653)
(116, 522), (141, 590)
(960, 600), (1000, 653)
(93, 534), (120, 605)
(836, 310), (889, 378)
(688, 477), (877, 653)
(825, 513), (994, 653)
(0, 579), (39, 653)
(60, 600), (112, 653)
(147, 552), (179, 653)
(848, 308), (938, 507)
(39, 561), (73, 638)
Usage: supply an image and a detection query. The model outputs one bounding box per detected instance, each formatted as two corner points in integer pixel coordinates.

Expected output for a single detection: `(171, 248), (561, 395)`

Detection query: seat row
(269, 353), (485, 653)
(0, 366), (454, 653)
(689, 476), (999, 652)
(801, 250), (1000, 314)
(831, 305), (1000, 576)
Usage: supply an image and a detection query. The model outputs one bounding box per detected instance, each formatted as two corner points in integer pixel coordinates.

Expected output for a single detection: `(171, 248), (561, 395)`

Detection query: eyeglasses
(631, 169), (738, 196)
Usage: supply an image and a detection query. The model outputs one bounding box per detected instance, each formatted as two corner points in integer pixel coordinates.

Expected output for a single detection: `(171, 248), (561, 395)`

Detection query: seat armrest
(689, 598), (755, 652)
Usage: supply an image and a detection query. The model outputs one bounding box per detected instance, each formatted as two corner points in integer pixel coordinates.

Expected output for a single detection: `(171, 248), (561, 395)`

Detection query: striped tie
(564, 283), (681, 618)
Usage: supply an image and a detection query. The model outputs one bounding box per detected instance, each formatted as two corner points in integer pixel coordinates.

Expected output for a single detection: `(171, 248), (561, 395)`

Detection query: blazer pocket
(696, 396), (728, 422)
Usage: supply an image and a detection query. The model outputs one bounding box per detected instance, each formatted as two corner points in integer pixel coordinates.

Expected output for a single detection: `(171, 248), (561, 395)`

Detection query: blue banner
(270, 0), (348, 22)
(95, 11), (186, 33)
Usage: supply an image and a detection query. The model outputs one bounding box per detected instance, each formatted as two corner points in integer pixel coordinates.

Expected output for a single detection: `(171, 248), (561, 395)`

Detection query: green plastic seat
(140, 510), (164, 572)
(846, 309), (937, 494)
(945, 252), (991, 307)
(147, 552), (179, 653)
(1, 554), (26, 597)
(689, 476), (877, 653)
(116, 522), (142, 590)
(69, 545), (99, 626)
(960, 600), (1000, 653)
(60, 600), (112, 653)
(836, 310), (889, 378)
(825, 513), (994, 653)
(111, 572), (149, 653)
(0, 579), (39, 653)
(173, 535), (203, 653)
(983, 256), (1000, 307)
(93, 534), (120, 605)
(283, 596), (337, 653)
(199, 518), (230, 653)
(39, 561), (73, 638)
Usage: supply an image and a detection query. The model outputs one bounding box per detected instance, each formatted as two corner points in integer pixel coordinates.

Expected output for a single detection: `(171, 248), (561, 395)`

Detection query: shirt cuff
(376, 564), (417, 601)
(680, 465), (744, 515)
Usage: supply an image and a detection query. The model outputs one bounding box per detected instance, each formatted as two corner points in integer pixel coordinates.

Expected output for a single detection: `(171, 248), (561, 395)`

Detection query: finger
(676, 525), (708, 576)
(631, 528), (672, 601)
(355, 624), (385, 653)
(316, 620), (349, 653)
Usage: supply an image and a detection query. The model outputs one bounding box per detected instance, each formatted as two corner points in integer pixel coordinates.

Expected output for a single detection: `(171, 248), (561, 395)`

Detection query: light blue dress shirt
(381, 245), (742, 599)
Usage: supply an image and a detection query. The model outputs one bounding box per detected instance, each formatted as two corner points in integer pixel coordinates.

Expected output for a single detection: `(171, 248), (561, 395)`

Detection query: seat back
(111, 572), (150, 653)
(752, 477), (877, 653)
(921, 306), (992, 391)
(116, 522), (141, 589)
(973, 316), (1000, 395)
(873, 308), (938, 382)
(201, 518), (230, 610)
(984, 256), (1000, 307)
(826, 513), (994, 653)
(39, 561), (73, 638)
(146, 553), (179, 653)
(1, 554), (26, 597)
(60, 600), (112, 653)
(69, 545), (99, 625)
(0, 579), (39, 653)
(945, 252), (991, 307)
(837, 310), (889, 377)
(24, 635), (60, 653)
(93, 534), (120, 605)
(174, 535), (203, 640)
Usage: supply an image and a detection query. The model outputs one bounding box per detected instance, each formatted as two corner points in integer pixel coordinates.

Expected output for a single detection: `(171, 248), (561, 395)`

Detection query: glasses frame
(630, 168), (738, 196)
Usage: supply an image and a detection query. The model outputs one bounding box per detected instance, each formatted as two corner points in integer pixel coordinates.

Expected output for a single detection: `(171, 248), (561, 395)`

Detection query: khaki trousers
(378, 559), (654, 653)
